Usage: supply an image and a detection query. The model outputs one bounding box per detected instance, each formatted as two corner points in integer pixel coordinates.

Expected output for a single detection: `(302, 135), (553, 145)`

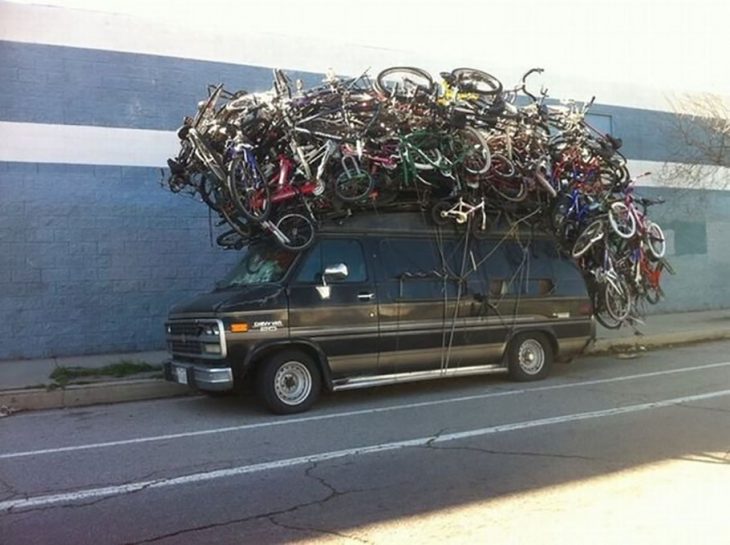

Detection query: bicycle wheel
(272, 213), (315, 252)
(334, 169), (374, 202)
(608, 201), (636, 239)
(450, 68), (503, 96)
(489, 176), (527, 203)
(374, 67), (435, 100)
(604, 276), (632, 323)
(431, 200), (454, 226)
(453, 127), (491, 175)
(470, 211), (491, 239)
(571, 219), (604, 258)
(644, 221), (666, 260)
(227, 155), (271, 223)
(216, 228), (249, 250)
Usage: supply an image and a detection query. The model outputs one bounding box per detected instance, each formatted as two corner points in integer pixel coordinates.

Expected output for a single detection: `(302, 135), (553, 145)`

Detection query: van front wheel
(256, 350), (321, 414)
(507, 333), (553, 381)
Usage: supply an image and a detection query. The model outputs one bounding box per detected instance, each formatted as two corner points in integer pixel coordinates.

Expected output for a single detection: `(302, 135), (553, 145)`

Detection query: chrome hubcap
(274, 361), (312, 406)
(518, 339), (545, 375)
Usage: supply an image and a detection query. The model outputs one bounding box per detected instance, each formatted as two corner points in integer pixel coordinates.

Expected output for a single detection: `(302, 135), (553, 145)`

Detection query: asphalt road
(2, 341), (730, 544)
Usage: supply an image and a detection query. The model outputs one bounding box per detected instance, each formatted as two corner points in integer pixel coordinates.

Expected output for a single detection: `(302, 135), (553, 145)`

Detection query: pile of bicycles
(164, 66), (672, 328)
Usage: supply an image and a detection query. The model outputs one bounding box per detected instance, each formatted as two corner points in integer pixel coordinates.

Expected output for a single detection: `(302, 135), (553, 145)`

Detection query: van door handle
(358, 292), (375, 301)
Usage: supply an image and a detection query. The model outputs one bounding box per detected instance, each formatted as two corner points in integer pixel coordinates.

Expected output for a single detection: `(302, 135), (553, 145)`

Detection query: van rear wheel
(256, 350), (321, 414)
(507, 332), (553, 381)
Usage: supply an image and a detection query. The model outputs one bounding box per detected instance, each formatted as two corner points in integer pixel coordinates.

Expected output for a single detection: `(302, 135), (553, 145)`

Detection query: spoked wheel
(644, 221), (666, 260)
(489, 176), (527, 203)
(334, 170), (375, 202)
(453, 127), (491, 175)
(470, 212), (491, 239)
(604, 276), (632, 323)
(216, 228), (249, 250)
(272, 213), (315, 251)
(450, 68), (503, 97)
(608, 201), (636, 239)
(227, 155), (271, 223)
(374, 66), (435, 100)
(571, 219), (605, 258)
(431, 200), (454, 226)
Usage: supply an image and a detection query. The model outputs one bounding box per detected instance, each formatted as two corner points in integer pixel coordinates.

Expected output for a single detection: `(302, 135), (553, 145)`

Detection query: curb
(3, 330), (730, 414)
(0, 379), (192, 414)
(587, 328), (730, 354)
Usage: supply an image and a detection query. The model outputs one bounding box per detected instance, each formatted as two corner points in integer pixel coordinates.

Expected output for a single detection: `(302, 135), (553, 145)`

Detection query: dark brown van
(164, 213), (595, 413)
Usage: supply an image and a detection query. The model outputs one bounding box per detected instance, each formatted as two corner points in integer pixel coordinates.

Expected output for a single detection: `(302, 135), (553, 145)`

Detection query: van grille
(165, 319), (226, 360)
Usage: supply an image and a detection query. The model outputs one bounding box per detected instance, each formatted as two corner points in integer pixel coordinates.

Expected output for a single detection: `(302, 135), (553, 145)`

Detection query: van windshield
(216, 244), (297, 289)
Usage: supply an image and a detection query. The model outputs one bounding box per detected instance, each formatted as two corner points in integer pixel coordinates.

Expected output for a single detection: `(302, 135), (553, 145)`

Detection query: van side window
(294, 239), (367, 283)
(377, 239), (444, 300)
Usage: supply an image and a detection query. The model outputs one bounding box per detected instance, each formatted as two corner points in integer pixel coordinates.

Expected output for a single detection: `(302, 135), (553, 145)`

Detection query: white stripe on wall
(1, 120), (727, 191)
(0, 121), (177, 168)
(0, 1), (698, 114)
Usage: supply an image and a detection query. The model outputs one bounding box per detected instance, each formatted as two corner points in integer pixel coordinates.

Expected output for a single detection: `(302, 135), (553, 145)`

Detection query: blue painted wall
(0, 40), (722, 359)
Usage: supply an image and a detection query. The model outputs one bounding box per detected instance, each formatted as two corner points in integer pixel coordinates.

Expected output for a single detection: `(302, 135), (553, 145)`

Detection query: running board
(331, 364), (508, 391)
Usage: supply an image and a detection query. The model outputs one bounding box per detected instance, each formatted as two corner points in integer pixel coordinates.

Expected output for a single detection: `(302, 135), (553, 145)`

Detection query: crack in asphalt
(0, 474), (22, 500)
(265, 461), (373, 544)
(421, 442), (597, 462)
(678, 403), (730, 415)
(121, 461), (374, 545)
(3, 469), (168, 517)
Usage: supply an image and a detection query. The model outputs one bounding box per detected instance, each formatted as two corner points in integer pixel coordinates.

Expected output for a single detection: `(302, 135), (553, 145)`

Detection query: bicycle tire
(374, 67), (435, 99)
(571, 219), (604, 258)
(608, 201), (636, 239)
(334, 169), (375, 203)
(450, 68), (503, 96)
(188, 129), (226, 182)
(431, 200), (454, 226)
(273, 213), (315, 251)
(470, 212), (491, 239)
(216, 228), (249, 250)
(604, 276), (632, 323)
(489, 176), (527, 203)
(644, 221), (666, 260)
(454, 126), (491, 175)
(227, 155), (271, 223)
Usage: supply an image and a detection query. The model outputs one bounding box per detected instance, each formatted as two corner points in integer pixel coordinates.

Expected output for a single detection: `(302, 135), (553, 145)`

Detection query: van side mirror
(316, 263), (348, 301)
(323, 263), (348, 283)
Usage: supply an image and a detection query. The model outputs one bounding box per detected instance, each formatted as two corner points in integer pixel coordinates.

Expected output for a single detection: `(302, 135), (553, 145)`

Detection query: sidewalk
(2, 309), (730, 414)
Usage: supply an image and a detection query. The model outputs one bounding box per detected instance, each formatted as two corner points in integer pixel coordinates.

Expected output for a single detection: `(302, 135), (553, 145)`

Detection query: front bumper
(164, 360), (234, 391)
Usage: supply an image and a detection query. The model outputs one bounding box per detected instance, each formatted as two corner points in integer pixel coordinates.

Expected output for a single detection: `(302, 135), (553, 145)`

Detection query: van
(163, 213), (595, 413)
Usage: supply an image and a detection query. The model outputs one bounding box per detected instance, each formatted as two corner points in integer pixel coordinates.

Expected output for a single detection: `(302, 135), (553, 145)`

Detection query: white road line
(2, 361), (730, 461)
(2, 387), (729, 512)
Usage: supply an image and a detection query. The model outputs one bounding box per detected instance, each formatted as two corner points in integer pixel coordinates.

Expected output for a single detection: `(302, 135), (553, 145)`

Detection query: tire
(374, 66), (435, 99)
(571, 219), (604, 258)
(604, 276), (632, 323)
(216, 228), (249, 250)
(450, 68), (503, 96)
(506, 332), (553, 381)
(227, 155), (271, 223)
(334, 169), (375, 202)
(489, 177), (527, 203)
(273, 213), (315, 252)
(470, 212), (491, 239)
(608, 201), (636, 239)
(454, 127), (491, 175)
(644, 221), (666, 260)
(431, 200), (454, 226)
(256, 350), (321, 414)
